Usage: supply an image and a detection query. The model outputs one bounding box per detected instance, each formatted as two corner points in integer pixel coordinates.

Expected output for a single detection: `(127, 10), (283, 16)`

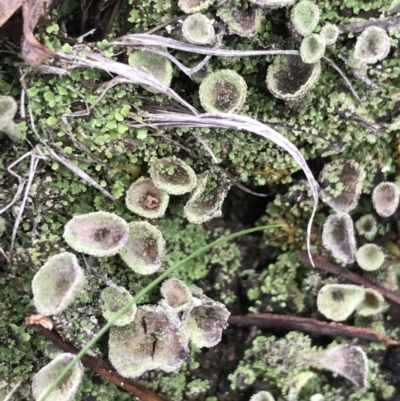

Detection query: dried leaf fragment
(25, 314), (54, 330)
(22, 0), (53, 66)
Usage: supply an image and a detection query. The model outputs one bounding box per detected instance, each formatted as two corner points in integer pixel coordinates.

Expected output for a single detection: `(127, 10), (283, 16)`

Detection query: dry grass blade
(3, 380), (21, 401)
(43, 146), (118, 202)
(112, 34), (299, 56)
(10, 148), (46, 254)
(54, 51), (198, 115)
(111, 34), (359, 101)
(130, 111), (319, 265)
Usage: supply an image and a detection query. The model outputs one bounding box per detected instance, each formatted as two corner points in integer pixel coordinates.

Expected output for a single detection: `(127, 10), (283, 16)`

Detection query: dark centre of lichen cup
(276, 58), (313, 94)
(364, 292), (379, 308)
(94, 226), (122, 248)
(331, 289), (344, 302)
(94, 227), (111, 242)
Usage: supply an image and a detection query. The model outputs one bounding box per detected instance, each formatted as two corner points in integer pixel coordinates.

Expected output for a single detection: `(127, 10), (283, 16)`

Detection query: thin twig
(298, 251), (400, 307)
(228, 313), (398, 346)
(192, 133), (219, 163)
(0, 151), (34, 215)
(28, 323), (169, 401)
(353, 68), (379, 89)
(138, 24), (225, 78)
(3, 381), (21, 401)
(322, 55), (360, 102)
(43, 146), (118, 202)
(10, 148), (46, 254)
(0, 246), (10, 263)
(339, 15), (400, 33)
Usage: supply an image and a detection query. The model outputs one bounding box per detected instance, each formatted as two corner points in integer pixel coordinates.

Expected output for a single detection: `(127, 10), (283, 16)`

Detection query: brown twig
(298, 251), (400, 307)
(28, 322), (168, 401)
(228, 313), (398, 346)
(339, 15), (400, 33)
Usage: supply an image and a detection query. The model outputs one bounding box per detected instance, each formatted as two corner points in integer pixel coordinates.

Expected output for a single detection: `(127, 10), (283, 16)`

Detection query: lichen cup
(199, 69), (247, 113)
(266, 55), (321, 103)
(182, 13), (215, 45)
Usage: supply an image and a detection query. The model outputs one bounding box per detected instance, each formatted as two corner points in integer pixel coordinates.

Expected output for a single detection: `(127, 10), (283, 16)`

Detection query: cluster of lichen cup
(30, 156), (231, 400)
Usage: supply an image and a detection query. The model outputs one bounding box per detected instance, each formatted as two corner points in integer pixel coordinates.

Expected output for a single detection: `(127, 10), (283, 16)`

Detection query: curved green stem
(36, 225), (280, 401)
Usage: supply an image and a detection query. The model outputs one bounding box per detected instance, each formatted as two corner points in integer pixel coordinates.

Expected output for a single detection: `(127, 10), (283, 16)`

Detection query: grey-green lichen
(199, 69), (247, 113)
(63, 212), (129, 257)
(266, 56), (321, 103)
(149, 156), (198, 195)
(320, 23), (340, 46)
(182, 13), (216, 45)
(354, 26), (391, 65)
(125, 177), (170, 219)
(32, 353), (83, 401)
(184, 168), (230, 224)
(217, 1), (263, 37)
(109, 304), (188, 378)
(318, 159), (366, 213)
(356, 243), (385, 271)
(290, 1), (320, 37)
(178, 0), (215, 14)
(229, 332), (394, 400)
(322, 213), (357, 264)
(32, 252), (85, 316)
(119, 221), (166, 274)
(100, 286), (137, 326)
(128, 49), (173, 91)
(0, 96), (25, 142)
(300, 34), (326, 64)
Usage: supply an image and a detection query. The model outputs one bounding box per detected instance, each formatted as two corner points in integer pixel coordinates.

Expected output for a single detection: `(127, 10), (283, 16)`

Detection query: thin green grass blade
(36, 224), (280, 401)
